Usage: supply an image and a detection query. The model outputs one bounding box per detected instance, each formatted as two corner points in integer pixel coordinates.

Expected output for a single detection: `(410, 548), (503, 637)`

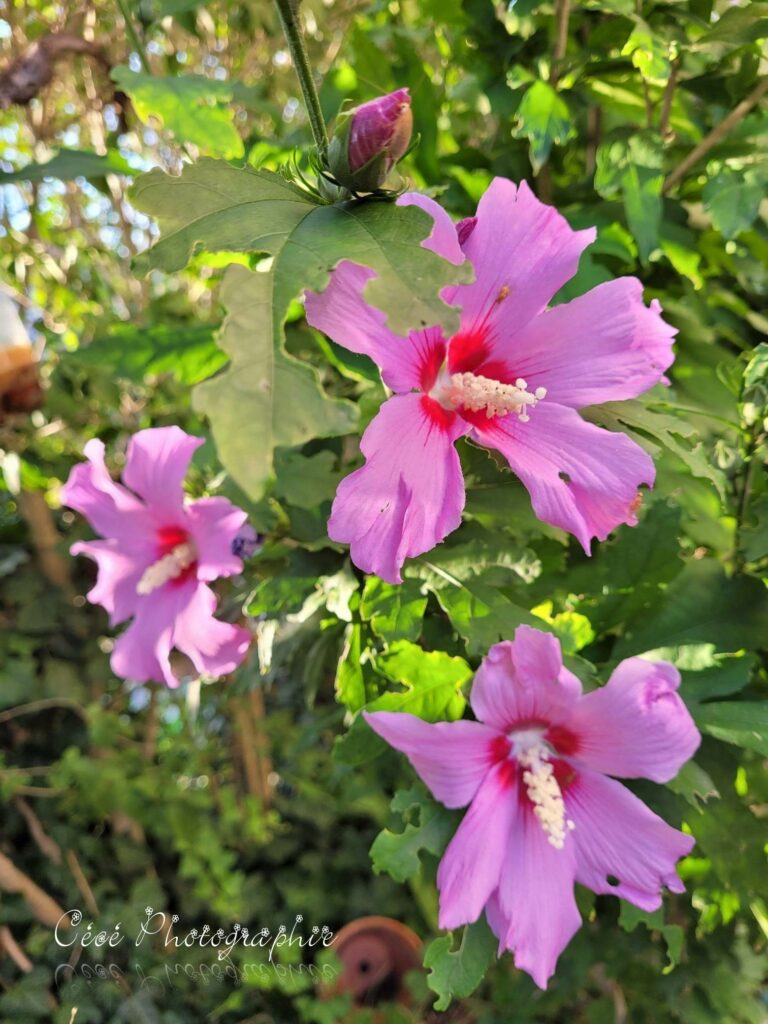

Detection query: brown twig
(586, 105), (602, 175)
(0, 31), (111, 110)
(659, 60), (679, 139)
(0, 698), (87, 726)
(16, 490), (75, 597)
(10, 785), (66, 797)
(65, 850), (99, 917)
(14, 796), (62, 864)
(663, 77), (768, 194)
(550, 0), (571, 87)
(0, 927), (33, 973)
(232, 689), (273, 806)
(0, 851), (66, 927)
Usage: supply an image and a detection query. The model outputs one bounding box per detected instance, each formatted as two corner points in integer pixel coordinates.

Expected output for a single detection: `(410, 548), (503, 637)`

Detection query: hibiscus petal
(110, 580), (249, 686)
(479, 401), (654, 553)
(71, 539), (151, 626)
(437, 761), (517, 930)
(60, 439), (154, 544)
(569, 659), (700, 783)
(494, 799), (581, 990)
(363, 710), (501, 808)
(470, 626), (582, 732)
(304, 262), (447, 393)
(506, 278), (676, 408)
(184, 496), (249, 582)
(396, 192), (465, 266)
(328, 393), (469, 583)
(568, 770), (694, 912)
(123, 426), (203, 523)
(447, 179), (595, 344)
(110, 581), (192, 686)
(171, 583), (251, 678)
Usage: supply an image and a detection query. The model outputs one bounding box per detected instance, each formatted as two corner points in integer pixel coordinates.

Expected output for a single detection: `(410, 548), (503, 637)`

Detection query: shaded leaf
(370, 785), (458, 883)
(72, 323), (226, 385)
(194, 266), (358, 498)
(693, 703), (768, 756)
(0, 148), (133, 184)
(703, 169), (765, 239)
(666, 760), (720, 808)
(614, 561), (768, 658)
(618, 902), (684, 971)
(273, 450), (340, 509)
(424, 917), (498, 1011)
(587, 399), (726, 498)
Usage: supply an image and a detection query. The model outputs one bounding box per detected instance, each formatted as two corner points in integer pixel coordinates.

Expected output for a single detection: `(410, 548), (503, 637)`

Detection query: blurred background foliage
(0, 0), (767, 1020)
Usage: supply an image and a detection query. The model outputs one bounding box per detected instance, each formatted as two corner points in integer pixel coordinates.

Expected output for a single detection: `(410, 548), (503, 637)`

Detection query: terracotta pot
(328, 915), (423, 1007)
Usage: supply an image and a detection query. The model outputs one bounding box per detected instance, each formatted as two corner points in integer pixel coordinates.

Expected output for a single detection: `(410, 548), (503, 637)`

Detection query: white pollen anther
(137, 541), (196, 595)
(449, 372), (547, 421)
(516, 741), (574, 849)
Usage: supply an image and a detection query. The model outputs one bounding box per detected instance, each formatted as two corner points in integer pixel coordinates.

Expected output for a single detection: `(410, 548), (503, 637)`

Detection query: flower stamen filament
(449, 372), (546, 421)
(137, 541), (196, 595)
(515, 740), (574, 849)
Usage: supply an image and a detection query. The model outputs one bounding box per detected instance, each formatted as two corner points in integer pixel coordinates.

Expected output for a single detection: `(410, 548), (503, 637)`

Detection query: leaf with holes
(130, 160), (471, 337)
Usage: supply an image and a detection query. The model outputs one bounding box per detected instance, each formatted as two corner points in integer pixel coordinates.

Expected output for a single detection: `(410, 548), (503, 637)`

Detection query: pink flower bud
(348, 88), (413, 174)
(327, 88), (413, 193)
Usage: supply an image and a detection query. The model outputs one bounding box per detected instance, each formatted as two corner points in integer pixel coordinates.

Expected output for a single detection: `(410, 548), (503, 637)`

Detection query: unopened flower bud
(327, 88), (412, 194)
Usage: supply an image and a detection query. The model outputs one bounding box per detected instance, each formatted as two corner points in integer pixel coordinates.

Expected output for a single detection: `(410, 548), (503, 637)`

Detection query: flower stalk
(273, 0), (329, 159)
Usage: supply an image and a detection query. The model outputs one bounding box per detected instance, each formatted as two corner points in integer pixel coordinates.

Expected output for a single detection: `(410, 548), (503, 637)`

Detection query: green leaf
(697, 3), (768, 46)
(595, 134), (664, 263)
(370, 785), (458, 883)
(371, 640), (471, 721)
(430, 578), (544, 657)
(130, 161), (471, 338)
(743, 343), (768, 392)
(194, 266), (359, 498)
(618, 902), (684, 971)
(693, 703), (768, 756)
(666, 760), (720, 808)
(360, 577), (428, 643)
(272, 450), (340, 509)
(0, 148), (134, 184)
(586, 399), (726, 499)
(614, 561), (768, 658)
(71, 322), (226, 385)
(531, 601), (595, 654)
(703, 169), (765, 239)
(680, 654), (756, 704)
(111, 67), (243, 158)
(335, 623), (366, 712)
(565, 501), (683, 633)
(138, 0), (204, 21)
(423, 917), (498, 1011)
(513, 81), (574, 173)
(621, 22), (671, 82)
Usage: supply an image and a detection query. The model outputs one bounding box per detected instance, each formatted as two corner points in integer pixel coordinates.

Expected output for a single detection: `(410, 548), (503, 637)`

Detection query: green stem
(115, 0), (151, 74)
(274, 0), (329, 158)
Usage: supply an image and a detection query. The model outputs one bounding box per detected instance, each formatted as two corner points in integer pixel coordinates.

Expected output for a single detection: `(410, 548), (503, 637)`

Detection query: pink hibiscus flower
(365, 625), (700, 989)
(305, 178), (676, 583)
(61, 426), (253, 687)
